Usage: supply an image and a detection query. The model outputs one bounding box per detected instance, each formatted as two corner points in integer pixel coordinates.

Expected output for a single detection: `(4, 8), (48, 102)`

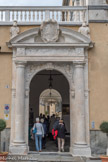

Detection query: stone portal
(8, 20), (93, 156)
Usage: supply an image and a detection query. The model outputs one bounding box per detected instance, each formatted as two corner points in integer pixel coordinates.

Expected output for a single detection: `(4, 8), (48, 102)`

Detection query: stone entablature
(14, 47), (85, 62)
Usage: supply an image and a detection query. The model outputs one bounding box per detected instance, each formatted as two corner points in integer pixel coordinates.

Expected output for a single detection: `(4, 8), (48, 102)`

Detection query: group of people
(32, 114), (66, 152)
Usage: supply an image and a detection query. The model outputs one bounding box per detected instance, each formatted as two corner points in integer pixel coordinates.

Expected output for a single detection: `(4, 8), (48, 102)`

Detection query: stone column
(70, 88), (75, 151)
(10, 59), (16, 145)
(25, 88), (30, 145)
(45, 102), (48, 114)
(14, 61), (26, 144)
(9, 61), (28, 155)
(71, 61), (91, 156)
(74, 61), (86, 144)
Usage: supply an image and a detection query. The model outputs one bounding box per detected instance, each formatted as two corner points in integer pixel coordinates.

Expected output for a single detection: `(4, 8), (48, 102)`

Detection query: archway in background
(39, 89), (62, 118)
(29, 69), (70, 152)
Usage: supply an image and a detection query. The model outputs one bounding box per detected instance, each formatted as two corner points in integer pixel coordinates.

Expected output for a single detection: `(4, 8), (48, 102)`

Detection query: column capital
(15, 61), (27, 68)
(73, 61), (85, 68)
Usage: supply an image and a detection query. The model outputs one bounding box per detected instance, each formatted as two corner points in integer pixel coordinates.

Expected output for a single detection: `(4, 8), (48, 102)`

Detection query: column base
(9, 144), (29, 155)
(70, 144), (91, 157)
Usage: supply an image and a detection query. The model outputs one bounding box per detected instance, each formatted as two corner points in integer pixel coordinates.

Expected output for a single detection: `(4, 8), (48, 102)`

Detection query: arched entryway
(29, 69), (70, 152)
(9, 20), (92, 156)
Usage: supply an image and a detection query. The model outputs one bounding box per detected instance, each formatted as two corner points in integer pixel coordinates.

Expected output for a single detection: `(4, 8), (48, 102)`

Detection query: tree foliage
(0, 119), (6, 132)
(100, 121), (108, 133)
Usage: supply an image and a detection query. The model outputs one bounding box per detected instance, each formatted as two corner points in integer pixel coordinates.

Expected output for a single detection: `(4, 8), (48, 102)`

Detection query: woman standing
(33, 118), (44, 152)
(55, 119), (66, 152)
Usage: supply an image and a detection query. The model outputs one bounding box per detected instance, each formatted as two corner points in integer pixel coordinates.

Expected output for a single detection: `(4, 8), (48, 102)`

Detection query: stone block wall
(1, 128), (10, 152)
(90, 130), (107, 155)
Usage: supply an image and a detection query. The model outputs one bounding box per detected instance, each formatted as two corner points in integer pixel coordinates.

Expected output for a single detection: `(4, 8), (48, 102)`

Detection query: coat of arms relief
(40, 19), (60, 43)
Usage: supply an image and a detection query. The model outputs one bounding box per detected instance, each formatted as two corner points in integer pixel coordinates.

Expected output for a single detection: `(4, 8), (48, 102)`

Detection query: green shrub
(100, 121), (108, 133)
(0, 119), (6, 132)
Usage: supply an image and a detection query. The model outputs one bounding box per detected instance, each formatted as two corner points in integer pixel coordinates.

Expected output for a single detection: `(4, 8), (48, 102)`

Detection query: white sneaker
(61, 148), (64, 152)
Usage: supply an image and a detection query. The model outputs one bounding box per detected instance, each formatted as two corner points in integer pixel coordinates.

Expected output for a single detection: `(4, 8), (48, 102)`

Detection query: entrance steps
(6, 152), (87, 162)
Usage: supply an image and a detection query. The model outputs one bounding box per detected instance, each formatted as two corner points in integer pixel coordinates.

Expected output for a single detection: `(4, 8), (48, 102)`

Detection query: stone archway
(26, 63), (71, 150)
(28, 69), (70, 152)
(39, 89), (62, 117)
(8, 20), (93, 156)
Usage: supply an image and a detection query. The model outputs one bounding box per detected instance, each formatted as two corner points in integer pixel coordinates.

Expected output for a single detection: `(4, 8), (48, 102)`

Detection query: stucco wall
(0, 25), (39, 52)
(0, 54), (12, 128)
(89, 23), (108, 130)
(0, 24), (108, 130)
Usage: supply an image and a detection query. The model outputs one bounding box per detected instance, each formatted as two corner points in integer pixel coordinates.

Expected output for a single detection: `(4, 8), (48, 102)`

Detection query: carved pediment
(8, 20), (92, 46)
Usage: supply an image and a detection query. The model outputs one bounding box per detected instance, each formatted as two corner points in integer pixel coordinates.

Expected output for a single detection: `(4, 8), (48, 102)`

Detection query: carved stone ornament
(40, 19), (60, 43)
(78, 22), (90, 38)
(10, 20), (20, 39)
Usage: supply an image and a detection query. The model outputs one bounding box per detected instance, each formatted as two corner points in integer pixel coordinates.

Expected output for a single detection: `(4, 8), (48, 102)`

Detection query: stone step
(6, 153), (87, 162)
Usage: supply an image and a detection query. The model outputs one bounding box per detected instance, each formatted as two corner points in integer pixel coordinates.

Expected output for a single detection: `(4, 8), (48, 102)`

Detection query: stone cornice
(88, 5), (108, 10)
(8, 43), (92, 48)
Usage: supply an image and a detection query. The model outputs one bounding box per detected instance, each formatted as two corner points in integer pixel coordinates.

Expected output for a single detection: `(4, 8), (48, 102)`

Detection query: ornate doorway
(8, 20), (92, 156)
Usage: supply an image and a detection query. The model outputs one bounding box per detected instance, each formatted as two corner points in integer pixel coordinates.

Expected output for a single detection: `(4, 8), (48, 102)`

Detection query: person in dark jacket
(54, 119), (66, 152)
(41, 118), (47, 149)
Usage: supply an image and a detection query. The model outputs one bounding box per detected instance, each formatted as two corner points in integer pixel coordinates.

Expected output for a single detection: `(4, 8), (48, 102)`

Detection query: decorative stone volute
(40, 19), (60, 43)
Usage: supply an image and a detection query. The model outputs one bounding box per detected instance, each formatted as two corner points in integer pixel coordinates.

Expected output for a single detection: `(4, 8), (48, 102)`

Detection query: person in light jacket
(33, 118), (44, 152)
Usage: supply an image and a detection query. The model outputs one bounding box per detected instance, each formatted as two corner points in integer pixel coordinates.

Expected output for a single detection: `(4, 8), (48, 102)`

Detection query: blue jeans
(35, 134), (42, 151)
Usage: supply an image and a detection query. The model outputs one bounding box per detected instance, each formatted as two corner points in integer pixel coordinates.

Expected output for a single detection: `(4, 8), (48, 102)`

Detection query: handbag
(32, 124), (37, 134)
